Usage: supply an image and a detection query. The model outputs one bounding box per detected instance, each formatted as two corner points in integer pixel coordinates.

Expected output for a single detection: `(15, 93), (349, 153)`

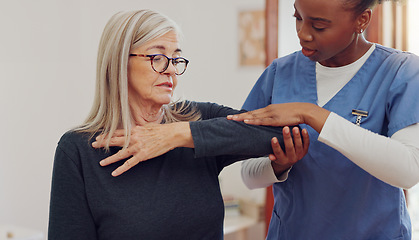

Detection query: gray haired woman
(48, 10), (300, 240)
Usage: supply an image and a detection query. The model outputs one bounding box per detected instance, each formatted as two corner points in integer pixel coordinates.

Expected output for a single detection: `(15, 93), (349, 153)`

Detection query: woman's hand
(269, 126), (309, 176)
(92, 122), (193, 177)
(227, 103), (330, 133)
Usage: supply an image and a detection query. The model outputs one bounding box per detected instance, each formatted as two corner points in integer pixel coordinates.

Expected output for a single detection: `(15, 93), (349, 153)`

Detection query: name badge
(352, 109), (368, 126)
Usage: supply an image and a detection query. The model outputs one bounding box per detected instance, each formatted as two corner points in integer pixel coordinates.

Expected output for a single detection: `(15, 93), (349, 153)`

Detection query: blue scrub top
(243, 45), (419, 239)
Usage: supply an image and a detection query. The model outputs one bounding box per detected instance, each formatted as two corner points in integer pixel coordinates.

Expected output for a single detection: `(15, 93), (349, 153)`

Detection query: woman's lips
(302, 47), (317, 57)
(156, 82), (173, 89)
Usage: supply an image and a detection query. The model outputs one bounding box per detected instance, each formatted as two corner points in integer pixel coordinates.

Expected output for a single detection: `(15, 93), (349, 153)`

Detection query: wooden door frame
(264, 0), (278, 236)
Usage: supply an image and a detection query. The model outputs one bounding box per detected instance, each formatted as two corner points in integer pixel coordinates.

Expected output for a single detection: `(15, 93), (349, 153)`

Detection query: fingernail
(227, 115), (232, 119)
(99, 160), (105, 166)
(111, 171), (118, 177)
(92, 142), (97, 147)
(284, 127), (290, 134)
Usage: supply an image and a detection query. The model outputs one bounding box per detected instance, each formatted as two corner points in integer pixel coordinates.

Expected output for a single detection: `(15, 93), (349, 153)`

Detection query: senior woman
(48, 10), (301, 240)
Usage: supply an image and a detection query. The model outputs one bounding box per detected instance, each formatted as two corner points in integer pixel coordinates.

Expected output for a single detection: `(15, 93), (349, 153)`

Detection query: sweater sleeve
(48, 144), (97, 240)
(188, 102), (297, 159)
(190, 117), (287, 158)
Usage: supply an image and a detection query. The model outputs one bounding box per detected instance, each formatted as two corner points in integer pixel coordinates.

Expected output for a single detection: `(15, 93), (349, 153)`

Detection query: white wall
(408, 0), (419, 55)
(278, 0), (300, 57)
(0, 0), (275, 236)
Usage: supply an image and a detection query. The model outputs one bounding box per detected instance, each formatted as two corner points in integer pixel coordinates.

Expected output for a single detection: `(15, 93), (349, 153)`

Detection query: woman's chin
(154, 96), (173, 106)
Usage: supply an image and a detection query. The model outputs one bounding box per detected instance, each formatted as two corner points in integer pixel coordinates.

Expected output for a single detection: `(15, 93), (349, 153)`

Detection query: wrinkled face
(127, 31), (181, 108)
(294, 0), (359, 67)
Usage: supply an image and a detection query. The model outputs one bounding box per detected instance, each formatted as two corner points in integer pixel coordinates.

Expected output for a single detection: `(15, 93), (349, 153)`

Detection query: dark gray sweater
(48, 102), (289, 240)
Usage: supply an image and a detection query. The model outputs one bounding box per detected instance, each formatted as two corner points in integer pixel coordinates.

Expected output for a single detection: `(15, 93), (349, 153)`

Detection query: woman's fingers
(95, 124), (179, 176)
(92, 129), (128, 147)
(269, 128), (296, 175)
(300, 128), (310, 158)
(270, 137), (284, 161)
(244, 117), (276, 126)
(96, 129), (126, 140)
(301, 128), (310, 152)
(227, 108), (270, 123)
(92, 136), (126, 148)
(227, 104), (294, 126)
(291, 127), (310, 161)
(292, 127), (303, 158)
(99, 146), (147, 176)
(282, 126), (297, 162)
(269, 126), (310, 176)
(110, 156), (141, 177)
(99, 148), (133, 166)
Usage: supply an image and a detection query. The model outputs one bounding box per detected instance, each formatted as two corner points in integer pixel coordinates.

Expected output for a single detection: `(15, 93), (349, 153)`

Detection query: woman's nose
(297, 24), (313, 42)
(162, 60), (177, 75)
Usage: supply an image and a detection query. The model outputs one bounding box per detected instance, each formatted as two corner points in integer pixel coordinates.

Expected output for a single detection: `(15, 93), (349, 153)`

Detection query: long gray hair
(77, 10), (200, 149)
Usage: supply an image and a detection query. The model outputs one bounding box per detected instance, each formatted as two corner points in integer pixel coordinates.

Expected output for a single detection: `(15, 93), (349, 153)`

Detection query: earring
(359, 29), (364, 34)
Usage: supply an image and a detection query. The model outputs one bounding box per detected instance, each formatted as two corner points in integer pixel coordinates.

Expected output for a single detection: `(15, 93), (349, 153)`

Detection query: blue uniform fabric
(242, 45), (419, 239)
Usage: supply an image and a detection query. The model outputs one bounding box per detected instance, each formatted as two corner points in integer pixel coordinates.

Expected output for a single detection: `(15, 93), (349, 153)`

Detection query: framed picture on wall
(238, 9), (265, 67)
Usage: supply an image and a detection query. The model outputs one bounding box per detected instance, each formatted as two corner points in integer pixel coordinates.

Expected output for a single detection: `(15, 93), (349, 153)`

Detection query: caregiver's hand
(227, 103), (330, 133)
(269, 126), (309, 175)
(92, 122), (193, 177)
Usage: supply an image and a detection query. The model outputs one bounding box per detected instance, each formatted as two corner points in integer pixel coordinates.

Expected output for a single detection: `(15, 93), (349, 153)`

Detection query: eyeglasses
(129, 54), (189, 75)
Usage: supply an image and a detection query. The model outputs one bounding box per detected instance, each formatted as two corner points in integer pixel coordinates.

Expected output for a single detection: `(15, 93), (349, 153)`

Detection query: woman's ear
(356, 9), (372, 34)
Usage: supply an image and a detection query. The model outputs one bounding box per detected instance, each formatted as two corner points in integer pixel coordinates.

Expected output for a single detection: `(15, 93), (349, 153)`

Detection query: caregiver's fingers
(227, 108), (269, 122)
(300, 128), (310, 158)
(291, 127), (304, 158)
(269, 137), (285, 161)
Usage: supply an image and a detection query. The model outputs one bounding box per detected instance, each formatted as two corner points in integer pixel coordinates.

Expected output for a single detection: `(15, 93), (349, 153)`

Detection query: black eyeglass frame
(129, 54), (189, 75)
